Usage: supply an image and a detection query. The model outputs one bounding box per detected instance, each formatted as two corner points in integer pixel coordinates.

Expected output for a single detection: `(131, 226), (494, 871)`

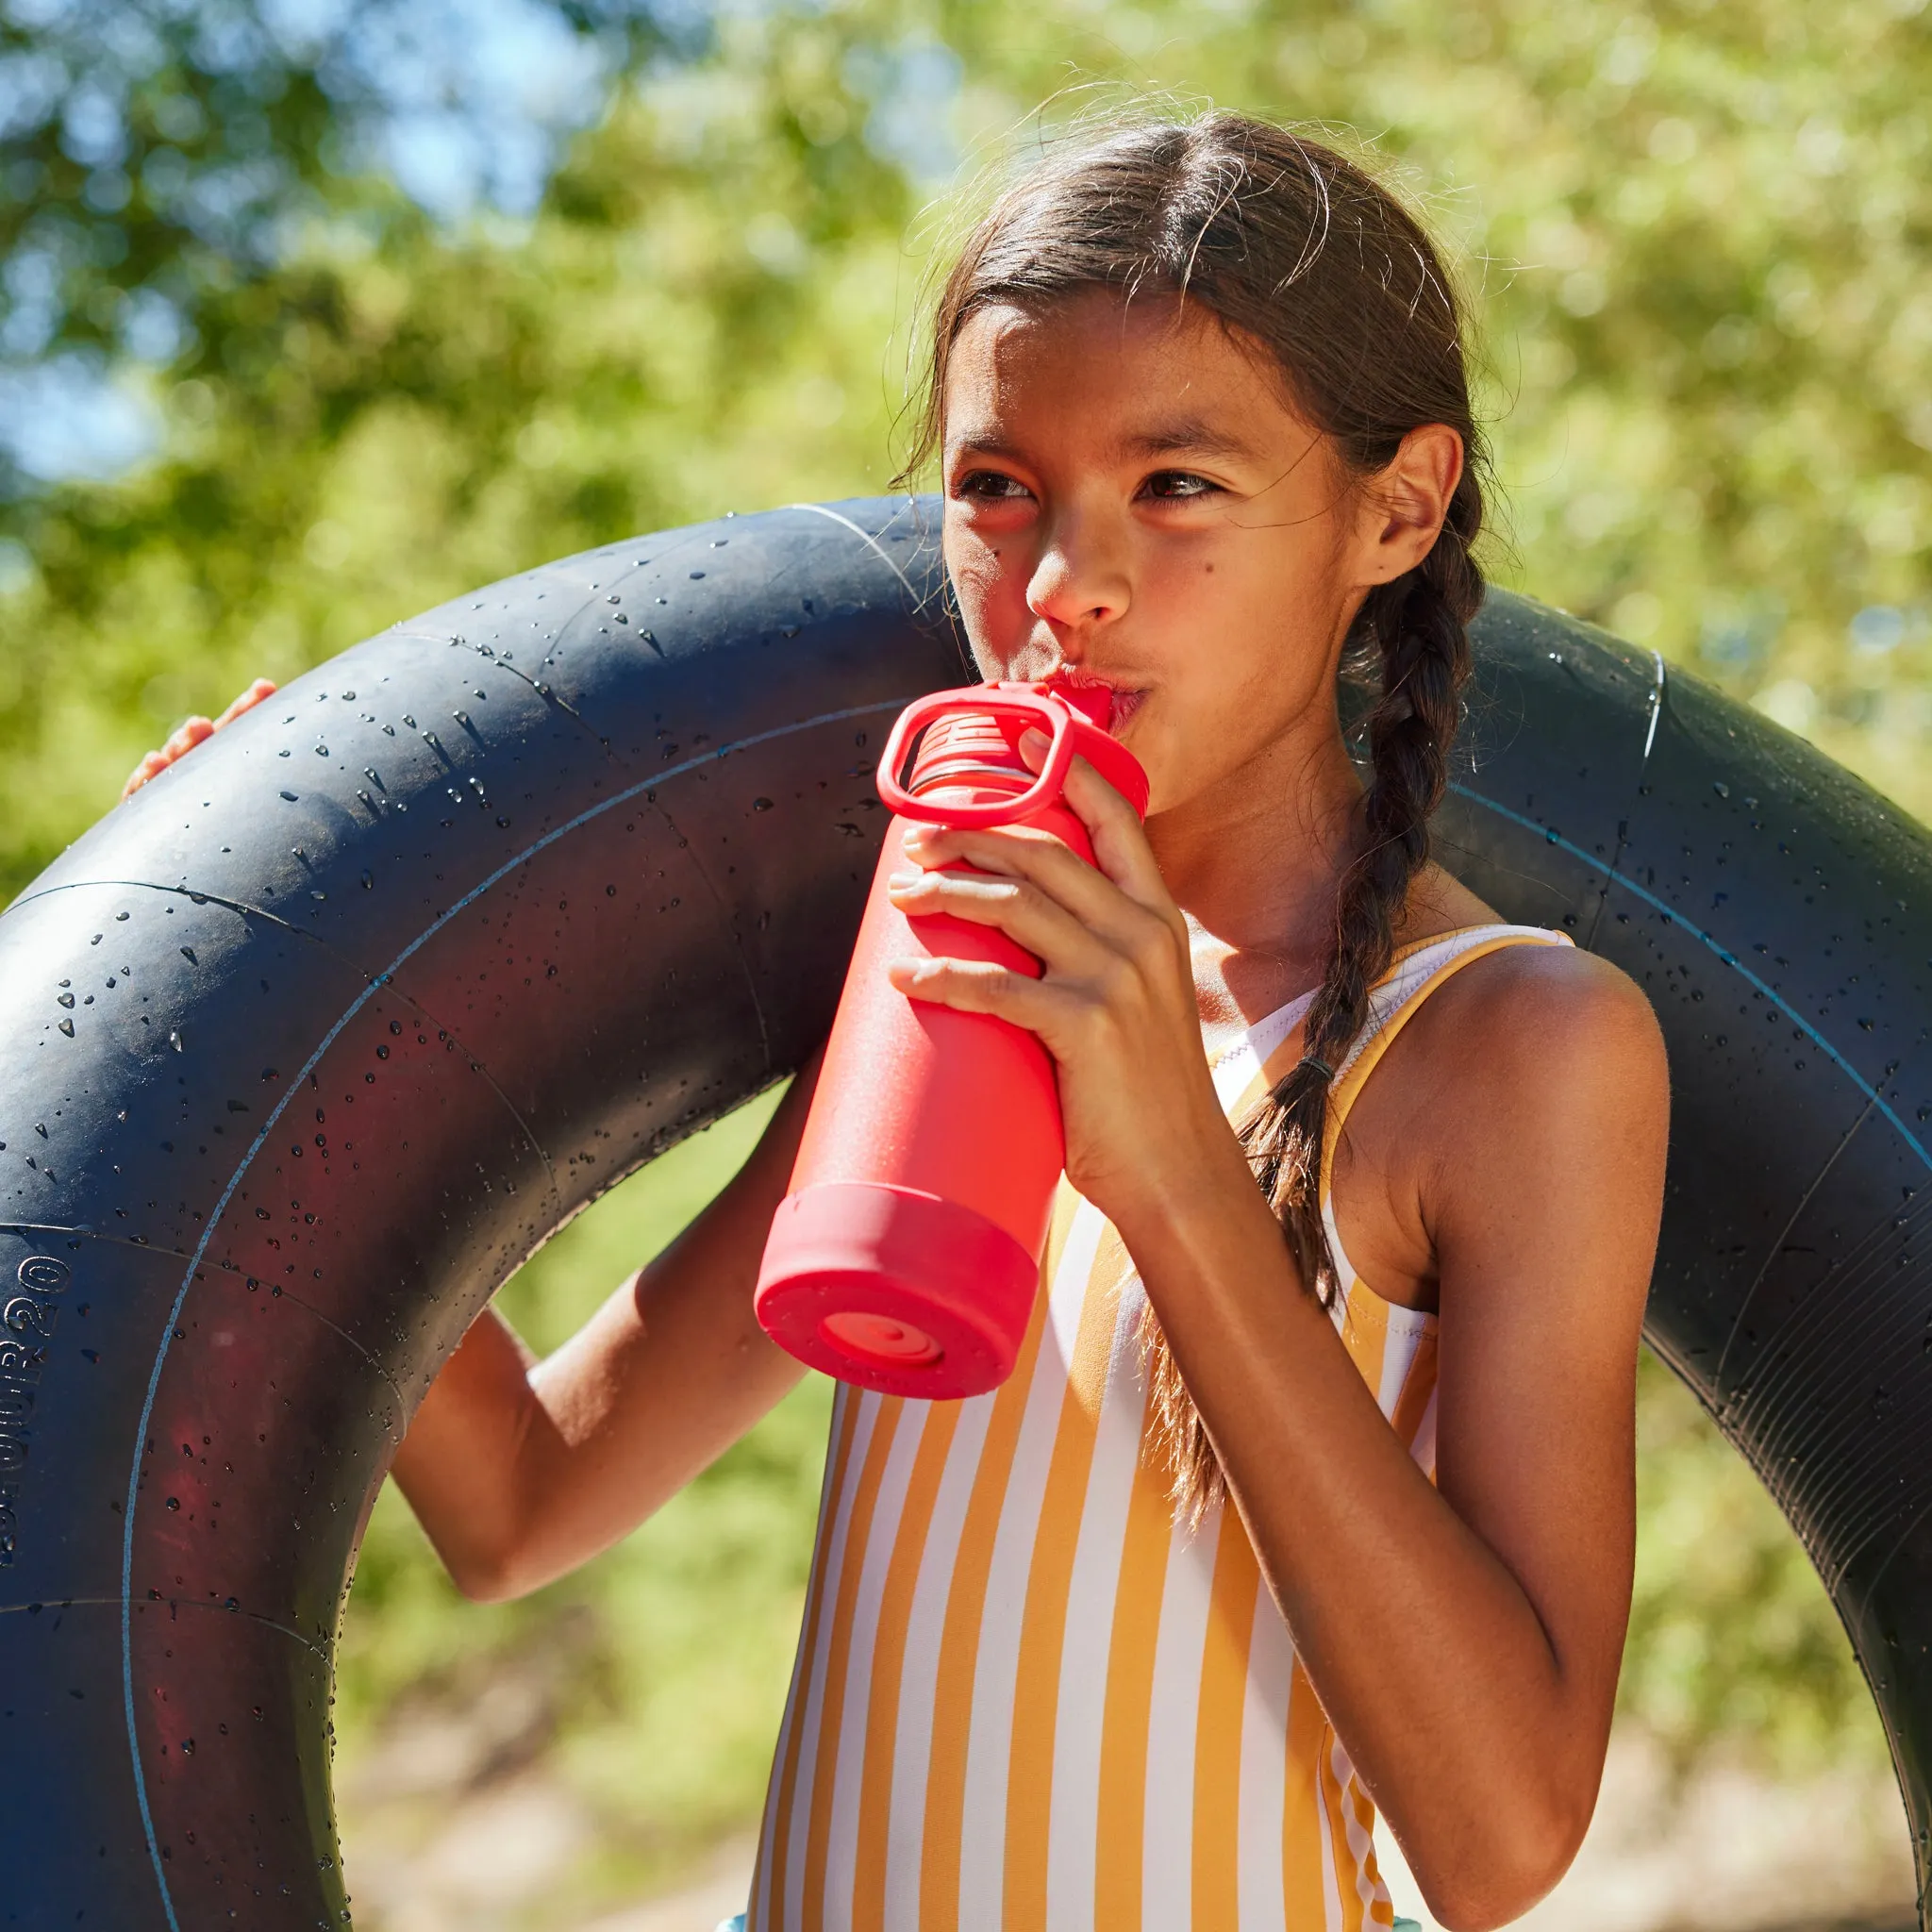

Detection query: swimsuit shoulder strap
(1320, 923), (1576, 1198)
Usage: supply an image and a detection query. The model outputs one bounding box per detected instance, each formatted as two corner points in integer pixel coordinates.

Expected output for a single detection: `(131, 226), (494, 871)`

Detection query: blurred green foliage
(1623, 1348), (1886, 1777)
(0, 0), (677, 438)
(6, 0), (1925, 1910)
(7, 0), (1931, 900)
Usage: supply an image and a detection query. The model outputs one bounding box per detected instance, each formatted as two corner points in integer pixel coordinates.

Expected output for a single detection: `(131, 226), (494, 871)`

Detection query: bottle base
(755, 1182), (1041, 1398)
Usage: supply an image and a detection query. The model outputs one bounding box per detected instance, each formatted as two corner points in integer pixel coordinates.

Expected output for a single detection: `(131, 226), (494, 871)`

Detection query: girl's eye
(1141, 470), (1217, 501)
(956, 470), (1032, 502)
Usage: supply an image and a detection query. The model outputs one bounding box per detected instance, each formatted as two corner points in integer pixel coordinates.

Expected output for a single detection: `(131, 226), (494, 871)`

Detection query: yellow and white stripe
(750, 922), (1572, 1930)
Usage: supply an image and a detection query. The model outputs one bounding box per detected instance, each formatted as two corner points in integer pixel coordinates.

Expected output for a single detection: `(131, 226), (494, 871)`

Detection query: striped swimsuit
(748, 923), (1573, 1931)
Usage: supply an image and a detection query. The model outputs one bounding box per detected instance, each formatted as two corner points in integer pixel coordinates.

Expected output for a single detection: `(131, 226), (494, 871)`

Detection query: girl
(132, 113), (1669, 1932)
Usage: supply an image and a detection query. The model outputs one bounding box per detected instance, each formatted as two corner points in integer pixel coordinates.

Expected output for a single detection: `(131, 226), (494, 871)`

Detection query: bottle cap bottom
(755, 1180), (1041, 1397)
(820, 1308), (943, 1366)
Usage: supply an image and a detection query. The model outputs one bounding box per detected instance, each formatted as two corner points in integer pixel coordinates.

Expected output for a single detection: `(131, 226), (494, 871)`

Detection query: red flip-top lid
(902, 681), (1149, 821)
(1032, 679), (1151, 816)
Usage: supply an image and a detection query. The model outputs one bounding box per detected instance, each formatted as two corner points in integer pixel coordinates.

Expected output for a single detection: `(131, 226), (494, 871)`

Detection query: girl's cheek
(944, 541), (998, 617)
(950, 571), (1032, 669)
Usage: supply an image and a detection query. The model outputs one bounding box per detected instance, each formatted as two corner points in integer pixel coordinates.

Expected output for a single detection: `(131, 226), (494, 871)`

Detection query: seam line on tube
(1641, 650), (1666, 763)
(2, 1216), (411, 1415)
(14, 1591), (331, 1656)
(119, 695), (913, 1928)
(8, 878), (564, 1198)
(642, 788), (774, 1074)
(786, 502), (921, 601)
(1710, 1099), (1874, 1409)
(1579, 650), (1669, 957)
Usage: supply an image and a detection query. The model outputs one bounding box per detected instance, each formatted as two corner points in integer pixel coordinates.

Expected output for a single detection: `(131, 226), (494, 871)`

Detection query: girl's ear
(1354, 423), (1465, 586)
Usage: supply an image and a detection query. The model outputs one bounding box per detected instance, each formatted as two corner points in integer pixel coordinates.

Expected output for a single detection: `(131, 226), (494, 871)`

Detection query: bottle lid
(893, 682), (1149, 823)
(1032, 678), (1150, 816)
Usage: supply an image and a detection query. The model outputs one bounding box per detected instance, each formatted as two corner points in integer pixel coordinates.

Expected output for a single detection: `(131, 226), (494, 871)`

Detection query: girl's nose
(1025, 520), (1129, 632)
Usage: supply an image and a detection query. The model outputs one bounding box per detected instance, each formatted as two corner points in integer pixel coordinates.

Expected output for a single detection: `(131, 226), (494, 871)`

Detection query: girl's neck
(1146, 719), (1367, 1035)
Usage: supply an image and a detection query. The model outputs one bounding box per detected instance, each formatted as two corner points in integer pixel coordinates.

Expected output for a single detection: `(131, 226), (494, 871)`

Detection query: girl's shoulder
(1387, 861), (1663, 1092)
(1418, 931), (1661, 1067)
(1334, 856), (1668, 1195)
(1366, 923), (1669, 1204)
(1325, 917), (1668, 1323)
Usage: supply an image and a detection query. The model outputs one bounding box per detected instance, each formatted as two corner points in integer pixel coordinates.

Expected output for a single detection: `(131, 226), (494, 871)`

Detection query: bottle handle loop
(875, 688), (1077, 827)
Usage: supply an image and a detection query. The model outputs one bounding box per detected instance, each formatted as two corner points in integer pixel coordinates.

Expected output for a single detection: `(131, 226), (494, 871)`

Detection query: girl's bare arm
(1121, 953), (1664, 1930)
(387, 1056), (819, 1601)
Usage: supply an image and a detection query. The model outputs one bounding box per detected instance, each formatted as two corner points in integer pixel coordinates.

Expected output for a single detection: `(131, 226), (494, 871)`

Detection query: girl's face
(940, 288), (1455, 818)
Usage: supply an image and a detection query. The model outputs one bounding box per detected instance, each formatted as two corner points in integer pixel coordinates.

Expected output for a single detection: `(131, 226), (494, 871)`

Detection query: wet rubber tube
(1, 496), (1929, 1925)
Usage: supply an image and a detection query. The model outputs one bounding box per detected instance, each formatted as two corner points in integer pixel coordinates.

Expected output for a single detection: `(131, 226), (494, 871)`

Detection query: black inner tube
(2, 496), (1928, 1926)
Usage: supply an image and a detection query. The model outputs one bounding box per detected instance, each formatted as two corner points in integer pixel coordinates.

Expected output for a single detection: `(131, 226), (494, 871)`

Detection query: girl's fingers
(123, 725), (206, 802)
(213, 677), (277, 728)
(163, 716), (215, 760)
(120, 679), (276, 804)
(887, 864), (1113, 975)
(901, 824), (1143, 957)
(889, 847), (1190, 1041)
(901, 816), (1179, 965)
(1016, 728), (1172, 913)
(886, 954), (1070, 1034)
(121, 751), (168, 800)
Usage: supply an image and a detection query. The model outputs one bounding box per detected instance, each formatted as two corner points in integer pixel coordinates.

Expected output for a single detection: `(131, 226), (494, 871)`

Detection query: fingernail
(887, 869), (920, 890)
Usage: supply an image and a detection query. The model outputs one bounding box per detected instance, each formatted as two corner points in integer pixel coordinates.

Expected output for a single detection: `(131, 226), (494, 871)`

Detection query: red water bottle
(754, 681), (1150, 1399)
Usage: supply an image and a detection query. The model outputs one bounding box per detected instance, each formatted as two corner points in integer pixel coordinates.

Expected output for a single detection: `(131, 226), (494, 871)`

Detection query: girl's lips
(1040, 670), (1145, 737)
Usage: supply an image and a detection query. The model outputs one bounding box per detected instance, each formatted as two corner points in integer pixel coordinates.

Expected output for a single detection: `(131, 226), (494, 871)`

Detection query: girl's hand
(122, 677), (277, 801)
(885, 728), (1241, 1228)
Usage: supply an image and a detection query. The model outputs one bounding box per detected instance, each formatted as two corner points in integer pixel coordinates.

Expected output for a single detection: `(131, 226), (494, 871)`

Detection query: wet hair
(902, 112), (1487, 1522)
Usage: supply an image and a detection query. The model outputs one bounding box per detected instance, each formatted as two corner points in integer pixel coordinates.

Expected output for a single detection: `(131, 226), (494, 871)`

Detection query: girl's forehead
(942, 292), (1305, 449)
(950, 290), (1243, 377)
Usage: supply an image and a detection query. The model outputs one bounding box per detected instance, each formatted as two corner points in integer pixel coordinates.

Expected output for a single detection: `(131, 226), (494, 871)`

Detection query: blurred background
(3, 0), (1928, 1925)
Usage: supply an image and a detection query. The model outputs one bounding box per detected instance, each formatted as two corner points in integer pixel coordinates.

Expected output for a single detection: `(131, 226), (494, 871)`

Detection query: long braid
(1143, 472), (1484, 1524)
